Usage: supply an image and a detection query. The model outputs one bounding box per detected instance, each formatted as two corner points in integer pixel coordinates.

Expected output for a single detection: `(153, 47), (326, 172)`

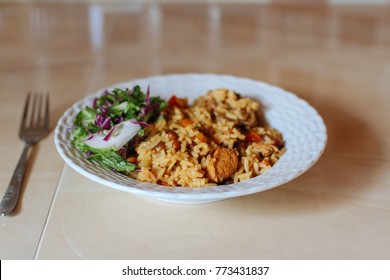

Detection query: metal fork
(0, 93), (50, 216)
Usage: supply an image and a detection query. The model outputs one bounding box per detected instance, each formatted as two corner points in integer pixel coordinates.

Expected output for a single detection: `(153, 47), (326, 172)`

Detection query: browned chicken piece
(203, 89), (262, 128)
(207, 147), (239, 183)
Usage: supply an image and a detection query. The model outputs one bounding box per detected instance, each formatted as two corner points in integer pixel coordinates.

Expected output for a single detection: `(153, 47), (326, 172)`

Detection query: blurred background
(1, 0), (389, 143)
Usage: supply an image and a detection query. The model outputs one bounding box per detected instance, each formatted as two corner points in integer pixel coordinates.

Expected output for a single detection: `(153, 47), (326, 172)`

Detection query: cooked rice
(132, 89), (285, 187)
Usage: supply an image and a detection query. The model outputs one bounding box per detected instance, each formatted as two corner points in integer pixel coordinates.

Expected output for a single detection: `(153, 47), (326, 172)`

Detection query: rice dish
(133, 89), (285, 187)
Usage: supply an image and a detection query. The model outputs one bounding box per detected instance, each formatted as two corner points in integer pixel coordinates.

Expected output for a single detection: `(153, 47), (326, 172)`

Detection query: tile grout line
(33, 163), (66, 260)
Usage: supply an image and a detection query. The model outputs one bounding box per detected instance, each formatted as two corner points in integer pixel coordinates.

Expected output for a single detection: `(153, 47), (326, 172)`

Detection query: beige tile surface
(36, 165), (390, 259)
(1, 1), (390, 259)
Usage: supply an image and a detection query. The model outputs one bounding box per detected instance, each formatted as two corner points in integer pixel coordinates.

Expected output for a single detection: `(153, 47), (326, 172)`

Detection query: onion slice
(84, 119), (141, 151)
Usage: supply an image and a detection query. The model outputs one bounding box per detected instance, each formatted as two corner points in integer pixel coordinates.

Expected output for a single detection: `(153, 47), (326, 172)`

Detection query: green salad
(71, 86), (166, 173)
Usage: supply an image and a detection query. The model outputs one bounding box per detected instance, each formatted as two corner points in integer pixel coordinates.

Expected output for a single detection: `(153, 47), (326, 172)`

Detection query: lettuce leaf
(88, 151), (136, 173)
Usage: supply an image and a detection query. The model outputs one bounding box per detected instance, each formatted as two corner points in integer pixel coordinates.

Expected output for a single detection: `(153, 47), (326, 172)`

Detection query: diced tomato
(127, 156), (137, 164)
(245, 131), (262, 142)
(181, 119), (193, 127)
(168, 95), (188, 108)
(197, 132), (207, 142)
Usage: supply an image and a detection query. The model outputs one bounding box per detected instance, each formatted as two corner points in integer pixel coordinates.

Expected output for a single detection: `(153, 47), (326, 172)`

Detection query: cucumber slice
(84, 120), (141, 151)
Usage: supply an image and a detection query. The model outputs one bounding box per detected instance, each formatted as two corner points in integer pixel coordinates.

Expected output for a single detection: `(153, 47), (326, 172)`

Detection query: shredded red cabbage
(145, 85), (151, 105)
(101, 117), (111, 129)
(95, 115), (111, 130)
(99, 106), (108, 117)
(129, 86), (135, 96)
(85, 151), (93, 158)
(92, 97), (97, 108)
(118, 146), (127, 158)
(140, 102), (160, 116)
(114, 116), (124, 124)
(130, 120), (150, 127)
(103, 126), (115, 141)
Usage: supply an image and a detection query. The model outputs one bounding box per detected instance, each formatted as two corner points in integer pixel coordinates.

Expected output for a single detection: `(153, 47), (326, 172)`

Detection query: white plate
(54, 74), (327, 204)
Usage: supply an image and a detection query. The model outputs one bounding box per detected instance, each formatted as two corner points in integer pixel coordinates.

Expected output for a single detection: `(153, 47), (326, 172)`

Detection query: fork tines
(21, 92), (50, 131)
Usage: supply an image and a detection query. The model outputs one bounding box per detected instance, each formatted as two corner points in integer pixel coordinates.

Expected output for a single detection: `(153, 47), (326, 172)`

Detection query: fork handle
(0, 143), (32, 216)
